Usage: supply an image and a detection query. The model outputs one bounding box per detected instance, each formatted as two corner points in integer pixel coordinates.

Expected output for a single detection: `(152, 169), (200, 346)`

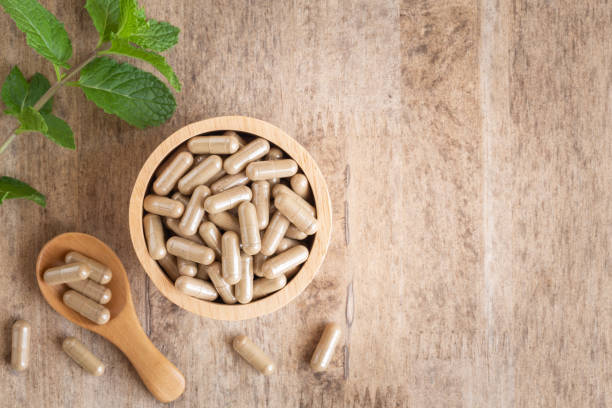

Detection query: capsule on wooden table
(206, 262), (237, 304)
(63, 290), (110, 325)
(285, 224), (308, 240)
(178, 185), (210, 236)
(238, 202), (261, 255)
(275, 238), (300, 254)
(204, 186), (252, 214)
(210, 171), (250, 194)
(44, 262), (90, 285)
(158, 254), (180, 281)
(175, 276), (218, 301)
(274, 195), (318, 235)
(64, 252), (112, 284)
(187, 133), (241, 154)
(252, 275), (287, 300)
(171, 192), (190, 206)
(165, 218), (205, 244)
(260, 211), (290, 256)
(253, 253), (267, 278)
(177, 155), (222, 195)
(221, 231), (241, 284)
(153, 151), (193, 195)
(262, 245), (309, 279)
(251, 181), (270, 230)
(232, 335), (275, 375)
(272, 184), (316, 215)
(67, 279), (112, 304)
(177, 257), (197, 277)
(167, 237), (215, 265)
(236, 253), (253, 304)
(290, 174), (311, 199)
(310, 323), (343, 372)
(223, 138), (270, 175)
(208, 211), (241, 233)
(245, 159), (298, 181)
(143, 214), (167, 260)
(62, 337), (105, 376)
(198, 221), (222, 258)
(11, 320), (31, 371)
(143, 195), (184, 218)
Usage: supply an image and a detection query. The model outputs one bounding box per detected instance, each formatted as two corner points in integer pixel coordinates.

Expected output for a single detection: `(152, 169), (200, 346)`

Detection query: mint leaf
(85, 0), (120, 45)
(16, 106), (47, 134)
(42, 113), (75, 149)
(116, 0), (146, 39)
(77, 57), (176, 128)
(25, 72), (52, 114)
(0, 0), (72, 68)
(101, 38), (181, 90)
(128, 20), (179, 52)
(1, 66), (28, 115)
(0, 176), (46, 206)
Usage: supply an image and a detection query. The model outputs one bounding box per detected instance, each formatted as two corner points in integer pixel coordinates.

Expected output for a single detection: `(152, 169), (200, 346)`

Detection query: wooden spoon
(36, 232), (185, 403)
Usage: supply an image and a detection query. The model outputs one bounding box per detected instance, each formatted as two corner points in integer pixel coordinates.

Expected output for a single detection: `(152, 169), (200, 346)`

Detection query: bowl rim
(128, 116), (332, 320)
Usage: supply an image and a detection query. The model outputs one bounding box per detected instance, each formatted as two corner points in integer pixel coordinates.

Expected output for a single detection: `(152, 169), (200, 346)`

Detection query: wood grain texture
(0, 0), (610, 407)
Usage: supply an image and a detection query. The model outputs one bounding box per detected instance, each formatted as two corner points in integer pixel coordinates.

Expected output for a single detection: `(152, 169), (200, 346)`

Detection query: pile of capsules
(143, 131), (319, 304)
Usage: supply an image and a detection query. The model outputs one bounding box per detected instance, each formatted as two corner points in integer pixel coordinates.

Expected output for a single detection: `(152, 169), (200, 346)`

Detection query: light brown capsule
(238, 202), (261, 255)
(153, 151), (193, 195)
(178, 185), (210, 236)
(207, 169), (227, 185)
(285, 224), (308, 240)
(230, 131), (247, 147)
(251, 181), (270, 230)
(196, 263), (210, 281)
(262, 245), (309, 279)
(310, 323), (342, 372)
(204, 186), (252, 214)
(232, 335), (275, 375)
(260, 212), (290, 256)
(266, 147), (283, 160)
(43, 262), (90, 285)
(11, 320), (31, 371)
(158, 254), (180, 281)
(165, 218), (205, 244)
(208, 211), (241, 233)
(272, 184), (316, 215)
(246, 159), (298, 181)
(62, 337), (105, 376)
(253, 253), (267, 278)
(187, 133), (241, 154)
(252, 275), (287, 300)
(290, 173), (311, 199)
(223, 138), (270, 175)
(171, 192), (190, 206)
(166, 237), (215, 265)
(63, 290), (110, 325)
(205, 262), (237, 304)
(221, 231), (241, 284)
(143, 214), (167, 260)
(198, 221), (222, 258)
(275, 238), (300, 254)
(143, 195), (184, 218)
(177, 257), (197, 277)
(285, 265), (302, 280)
(67, 279), (112, 304)
(236, 253), (254, 304)
(177, 155), (222, 195)
(210, 171), (250, 194)
(274, 195), (318, 235)
(64, 252), (112, 284)
(175, 276), (218, 301)
(154, 145), (189, 177)
(193, 154), (209, 166)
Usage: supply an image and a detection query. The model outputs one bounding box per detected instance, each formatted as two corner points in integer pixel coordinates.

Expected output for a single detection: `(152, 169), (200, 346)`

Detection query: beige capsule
(262, 245), (309, 279)
(158, 253), (180, 281)
(221, 231), (241, 284)
(171, 192), (190, 206)
(178, 185), (210, 236)
(198, 221), (222, 258)
(167, 237), (215, 265)
(64, 251), (112, 284)
(285, 224), (308, 240)
(67, 279), (112, 304)
(154, 145), (189, 177)
(272, 184), (315, 216)
(290, 173), (311, 199)
(208, 211), (241, 233)
(266, 147), (284, 187)
(187, 132), (241, 154)
(165, 218), (205, 244)
(285, 265), (302, 280)
(63, 290), (110, 325)
(274, 195), (318, 235)
(177, 257), (197, 277)
(260, 211), (290, 256)
(236, 253), (254, 304)
(196, 263), (210, 281)
(223, 138), (270, 175)
(204, 186), (252, 214)
(62, 337), (105, 376)
(310, 323), (343, 372)
(11, 320), (31, 371)
(246, 159), (298, 181)
(153, 151), (193, 195)
(253, 253), (267, 278)
(275, 237), (300, 254)
(252, 275), (287, 300)
(251, 181), (270, 230)
(238, 202), (261, 255)
(210, 171), (250, 194)
(205, 262), (237, 304)
(178, 155), (222, 195)
(175, 276), (218, 301)
(207, 168), (227, 185)
(143, 195), (184, 218)
(230, 131), (247, 147)
(143, 214), (167, 260)
(193, 154), (209, 166)
(44, 262), (90, 285)
(232, 335), (275, 375)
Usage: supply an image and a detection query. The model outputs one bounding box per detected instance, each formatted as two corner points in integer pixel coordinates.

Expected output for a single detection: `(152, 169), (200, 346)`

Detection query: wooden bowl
(129, 116), (332, 320)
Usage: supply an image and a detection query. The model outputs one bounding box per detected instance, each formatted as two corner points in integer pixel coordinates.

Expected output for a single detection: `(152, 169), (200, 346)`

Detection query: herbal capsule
(210, 171), (250, 194)
(229, 131), (247, 147)
(43, 262), (90, 285)
(187, 133), (241, 154)
(236, 253), (253, 304)
(253, 253), (267, 278)
(262, 245), (309, 279)
(175, 276), (218, 301)
(63, 290), (110, 325)
(204, 186), (252, 214)
(285, 224), (308, 240)
(290, 174), (311, 199)
(272, 184), (315, 215)
(11, 320), (31, 371)
(178, 155), (222, 195)
(62, 337), (105, 376)
(177, 257), (197, 277)
(193, 154), (209, 166)
(158, 254), (180, 281)
(232, 335), (275, 375)
(154, 145), (189, 176)
(275, 238), (299, 254)
(208, 169), (227, 185)
(310, 323), (342, 372)
(67, 279), (112, 304)
(238, 202), (261, 255)
(198, 221), (222, 258)
(143, 214), (167, 260)
(64, 251), (112, 284)
(266, 147), (283, 161)
(251, 181), (270, 230)
(275, 195), (318, 235)
(285, 265), (301, 279)
(165, 218), (205, 244)
(252, 275), (287, 300)
(171, 191), (190, 206)
(223, 138), (270, 175)
(208, 211), (241, 233)
(196, 263), (210, 281)
(260, 212), (290, 256)
(206, 262), (237, 304)
(153, 151), (193, 195)
(221, 231), (241, 284)
(167, 237), (215, 265)
(178, 185), (210, 236)
(246, 159), (298, 181)
(143, 195), (184, 218)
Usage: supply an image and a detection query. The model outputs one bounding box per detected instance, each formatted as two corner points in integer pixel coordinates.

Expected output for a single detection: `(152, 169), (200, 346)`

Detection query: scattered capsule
(175, 276), (218, 301)
(166, 237), (215, 265)
(153, 151), (193, 195)
(285, 224), (308, 240)
(210, 171), (250, 194)
(253, 253), (267, 278)
(223, 138), (270, 175)
(43, 262), (90, 285)
(198, 221), (222, 258)
(63, 337), (105, 376)
(178, 185), (210, 236)
(290, 173), (311, 199)
(63, 290), (110, 325)
(272, 184), (315, 215)
(275, 195), (318, 235)
(310, 323), (342, 372)
(206, 262), (237, 304)
(275, 237), (300, 254)
(251, 181), (270, 230)
(260, 211), (290, 256)
(246, 159), (298, 181)
(208, 211), (241, 233)
(165, 218), (205, 244)
(236, 253), (254, 304)
(171, 192), (190, 206)
(67, 279), (112, 304)
(221, 231), (241, 284)
(177, 155), (222, 195)
(187, 133), (241, 154)
(252, 275), (287, 300)
(64, 252), (112, 285)
(232, 335), (275, 375)
(143, 214), (167, 260)
(11, 320), (31, 371)
(204, 186), (252, 214)
(262, 245), (309, 279)
(158, 253), (180, 281)
(238, 202), (261, 255)
(177, 257), (197, 277)
(143, 195), (184, 218)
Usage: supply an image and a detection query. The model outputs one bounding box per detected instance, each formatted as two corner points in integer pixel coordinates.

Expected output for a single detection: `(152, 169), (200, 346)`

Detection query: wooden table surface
(1, 1), (610, 407)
